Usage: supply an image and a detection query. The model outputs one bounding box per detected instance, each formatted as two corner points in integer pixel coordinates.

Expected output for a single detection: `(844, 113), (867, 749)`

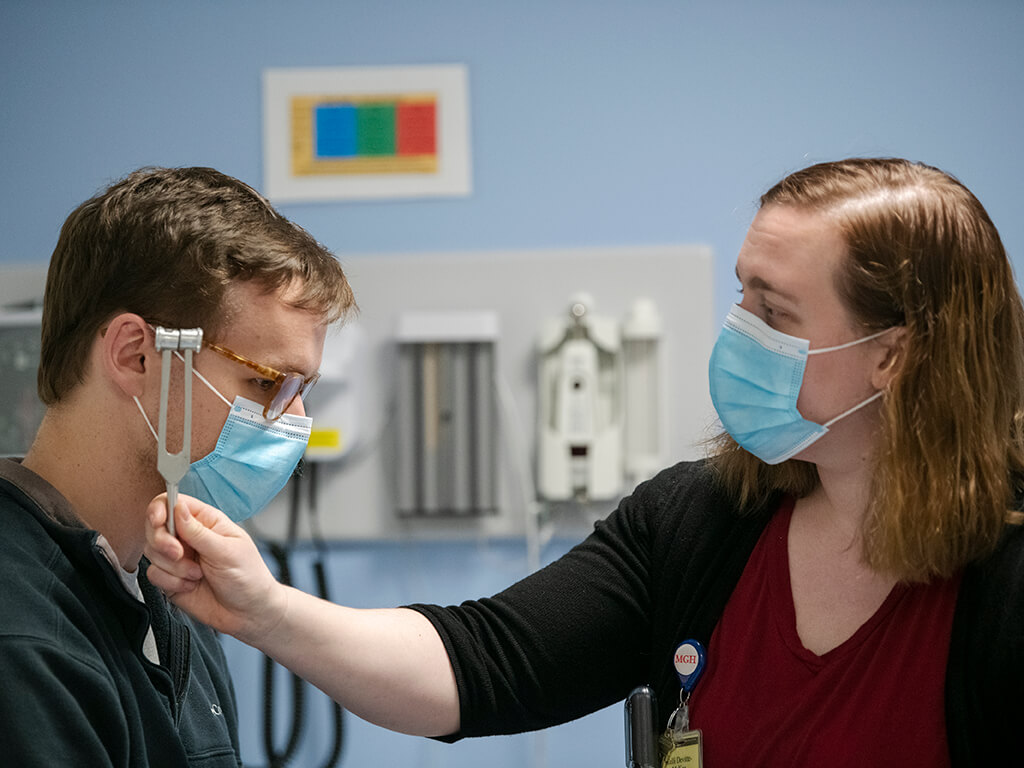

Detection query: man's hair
(709, 157), (1024, 582)
(39, 166), (355, 405)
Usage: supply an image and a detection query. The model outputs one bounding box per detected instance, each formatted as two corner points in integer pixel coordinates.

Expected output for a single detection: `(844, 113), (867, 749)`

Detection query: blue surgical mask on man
(135, 366), (312, 522)
(708, 304), (892, 465)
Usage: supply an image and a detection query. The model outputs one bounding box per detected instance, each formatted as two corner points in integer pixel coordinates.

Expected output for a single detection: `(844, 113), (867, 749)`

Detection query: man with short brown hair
(0, 166), (354, 766)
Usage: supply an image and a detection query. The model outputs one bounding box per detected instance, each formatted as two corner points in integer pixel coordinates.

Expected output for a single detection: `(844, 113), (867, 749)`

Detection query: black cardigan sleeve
(945, 522), (1024, 765)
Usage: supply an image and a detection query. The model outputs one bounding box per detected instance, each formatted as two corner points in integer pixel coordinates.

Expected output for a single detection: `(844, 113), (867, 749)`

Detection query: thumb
(173, 495), (242, 560)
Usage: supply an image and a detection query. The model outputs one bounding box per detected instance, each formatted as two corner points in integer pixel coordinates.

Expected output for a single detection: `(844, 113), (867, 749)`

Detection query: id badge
(659, 698), (703, 768)
(661, 730), (702, 767)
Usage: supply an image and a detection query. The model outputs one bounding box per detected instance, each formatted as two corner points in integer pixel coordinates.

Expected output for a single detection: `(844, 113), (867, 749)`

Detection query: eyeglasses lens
(266, 374), (305, 420)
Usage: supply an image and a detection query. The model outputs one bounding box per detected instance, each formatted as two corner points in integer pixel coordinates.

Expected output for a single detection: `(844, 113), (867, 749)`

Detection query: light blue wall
(3, 1), (1023, 766)
(3, 0), (1023, 323)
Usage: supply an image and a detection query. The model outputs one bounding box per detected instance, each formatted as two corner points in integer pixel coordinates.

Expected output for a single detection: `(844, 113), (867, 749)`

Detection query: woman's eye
(251, 378), (276, 392)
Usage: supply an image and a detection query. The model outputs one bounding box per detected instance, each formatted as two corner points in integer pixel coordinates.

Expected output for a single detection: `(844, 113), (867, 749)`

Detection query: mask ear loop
(174, 350), (233, 408)
(135, 349), (231, 435)
(807, 326), (895, 355)
(808, 326), (895, 428)
(823, 390), (884, 428)
(135, 398), (159, 441)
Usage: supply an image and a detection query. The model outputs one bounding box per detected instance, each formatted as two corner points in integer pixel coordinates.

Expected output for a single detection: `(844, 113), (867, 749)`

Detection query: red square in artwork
(396, 101), (437, 156)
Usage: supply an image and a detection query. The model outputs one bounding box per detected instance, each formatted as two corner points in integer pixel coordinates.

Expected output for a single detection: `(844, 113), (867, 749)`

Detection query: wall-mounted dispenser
(622, 298), (663, 488)
(395, 311), (499, 517)
(537, 294), (623, 502)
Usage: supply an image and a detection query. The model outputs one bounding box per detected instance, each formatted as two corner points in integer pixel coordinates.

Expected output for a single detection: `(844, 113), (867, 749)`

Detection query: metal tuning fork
(154, 327), (203, 536)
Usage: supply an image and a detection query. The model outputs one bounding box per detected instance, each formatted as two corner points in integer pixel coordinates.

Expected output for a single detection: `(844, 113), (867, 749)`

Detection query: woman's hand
(144, 494), (287, 645)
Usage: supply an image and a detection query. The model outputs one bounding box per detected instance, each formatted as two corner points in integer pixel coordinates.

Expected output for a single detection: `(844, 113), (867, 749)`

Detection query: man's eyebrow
(246, 352), (316, 377)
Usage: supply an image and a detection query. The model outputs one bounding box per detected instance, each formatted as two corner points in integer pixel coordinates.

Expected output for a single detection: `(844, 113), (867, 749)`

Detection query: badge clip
(660, 639), (706, 767)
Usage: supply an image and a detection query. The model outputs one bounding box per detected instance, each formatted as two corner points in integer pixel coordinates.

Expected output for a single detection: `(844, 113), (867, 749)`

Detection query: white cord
(493, 365), (546, 574)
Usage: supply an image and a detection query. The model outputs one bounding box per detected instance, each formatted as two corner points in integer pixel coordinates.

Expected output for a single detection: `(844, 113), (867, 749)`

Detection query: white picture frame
(262, 64), (471, 202)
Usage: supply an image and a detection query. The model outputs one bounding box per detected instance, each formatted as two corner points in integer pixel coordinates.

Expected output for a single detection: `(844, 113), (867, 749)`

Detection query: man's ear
(872, 326), (908, 391)
(101, 314), (151, 398)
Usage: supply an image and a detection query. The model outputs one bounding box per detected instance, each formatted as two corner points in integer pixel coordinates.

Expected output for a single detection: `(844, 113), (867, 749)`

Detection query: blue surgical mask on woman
(708, 304), (892, 465)
(135, 367), (312, 522)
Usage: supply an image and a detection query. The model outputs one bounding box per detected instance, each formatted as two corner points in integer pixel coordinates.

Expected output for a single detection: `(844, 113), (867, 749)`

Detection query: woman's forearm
(251, 586), (461, 737)
(144, 497), (461, 737)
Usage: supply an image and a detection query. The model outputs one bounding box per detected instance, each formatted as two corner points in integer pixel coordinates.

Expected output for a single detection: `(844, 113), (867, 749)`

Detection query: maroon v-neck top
(692, 497), (960, 766)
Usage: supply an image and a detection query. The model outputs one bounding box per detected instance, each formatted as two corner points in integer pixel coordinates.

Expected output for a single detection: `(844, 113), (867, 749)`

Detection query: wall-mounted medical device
(537, 294), (663, 502)
(622, 298), (663, 488)
(537, 294), (624, 502)
(0, 309), (44, 457)
(302, 320), (366, 463)
(395, 311), (499, 517)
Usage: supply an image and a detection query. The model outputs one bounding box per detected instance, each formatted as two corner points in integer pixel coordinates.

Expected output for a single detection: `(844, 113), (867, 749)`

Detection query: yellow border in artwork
(290, 93), (439, 176)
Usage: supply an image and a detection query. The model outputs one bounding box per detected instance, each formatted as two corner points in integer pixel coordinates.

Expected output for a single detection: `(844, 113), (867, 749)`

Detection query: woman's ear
(872, 326), (908, 391)
(101, 314), (151, 398)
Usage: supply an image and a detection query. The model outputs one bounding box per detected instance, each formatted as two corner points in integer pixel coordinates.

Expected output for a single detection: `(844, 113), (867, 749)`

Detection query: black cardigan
(412, 460), (1024, 765)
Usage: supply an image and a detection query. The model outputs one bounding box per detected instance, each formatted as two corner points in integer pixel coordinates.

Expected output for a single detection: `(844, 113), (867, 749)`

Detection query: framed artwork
(262, 65), (471, 201)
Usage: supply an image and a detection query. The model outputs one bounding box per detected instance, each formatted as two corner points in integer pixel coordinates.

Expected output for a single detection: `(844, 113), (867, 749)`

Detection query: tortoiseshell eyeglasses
(203, 340), (320, 421)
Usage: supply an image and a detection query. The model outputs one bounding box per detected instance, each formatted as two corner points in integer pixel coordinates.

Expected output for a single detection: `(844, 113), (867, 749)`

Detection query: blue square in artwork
(315, 104), (357, 158)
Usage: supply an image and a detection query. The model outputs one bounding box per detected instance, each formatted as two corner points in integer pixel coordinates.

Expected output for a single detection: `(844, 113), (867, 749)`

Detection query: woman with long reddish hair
(146, 158), (1024, 766)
